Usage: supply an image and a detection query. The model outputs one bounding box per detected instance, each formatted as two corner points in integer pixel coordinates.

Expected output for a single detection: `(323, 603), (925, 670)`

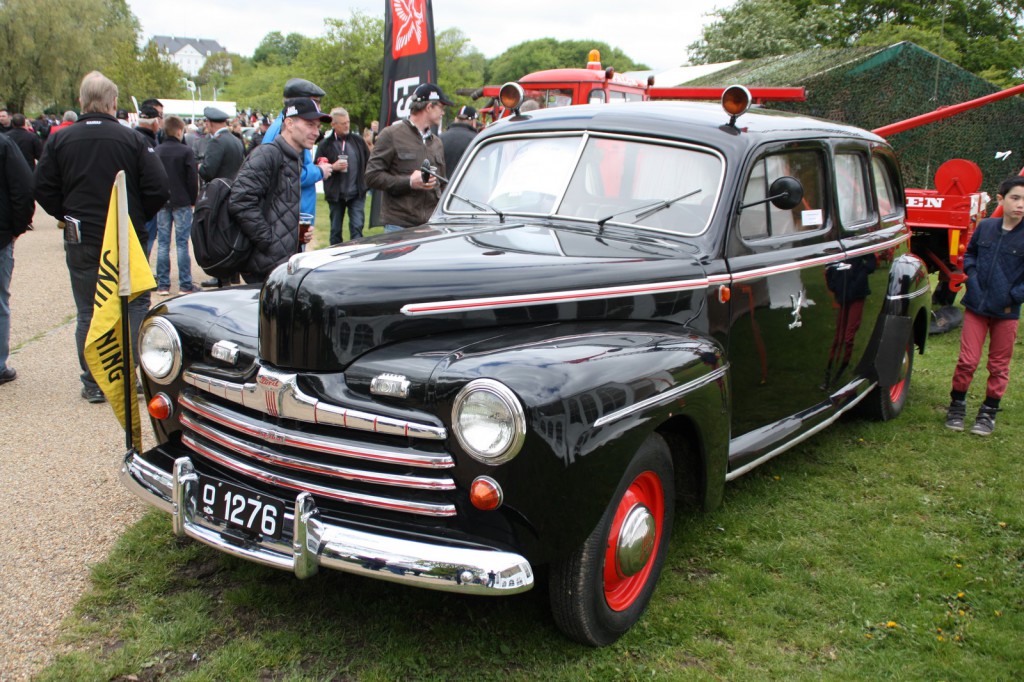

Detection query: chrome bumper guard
(121, 450), (534, 595)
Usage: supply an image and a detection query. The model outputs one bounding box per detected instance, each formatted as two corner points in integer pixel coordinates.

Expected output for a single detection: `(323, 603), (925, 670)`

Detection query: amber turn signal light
(722, 85), (752, 121)
(148, 393), (174, 420)
(470, 476), (503, 511)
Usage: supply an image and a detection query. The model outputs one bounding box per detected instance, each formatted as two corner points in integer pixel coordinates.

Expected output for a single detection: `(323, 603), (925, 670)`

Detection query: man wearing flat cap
(262, 78), (333, 229)
(230, 98), (331, 283)
(365, 82), (451, 232)
(441, 104), (479, 176)
(198, 106), (244, 184)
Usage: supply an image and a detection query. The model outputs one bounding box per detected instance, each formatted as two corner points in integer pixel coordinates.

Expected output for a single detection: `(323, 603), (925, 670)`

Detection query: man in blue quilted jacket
(945, 175), (1024, 435)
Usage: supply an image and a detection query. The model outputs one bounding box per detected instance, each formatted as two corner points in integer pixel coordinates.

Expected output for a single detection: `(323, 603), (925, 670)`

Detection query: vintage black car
(126, 87), (930, 646)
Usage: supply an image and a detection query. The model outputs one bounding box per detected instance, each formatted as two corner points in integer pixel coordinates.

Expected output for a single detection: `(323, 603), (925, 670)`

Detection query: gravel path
(0, 209), (206, 681)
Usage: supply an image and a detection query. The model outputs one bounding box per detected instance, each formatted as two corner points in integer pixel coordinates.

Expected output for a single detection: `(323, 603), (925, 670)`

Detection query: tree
(293, 12), (386, 129)
(0, 0), (138, 112)
(688, 0), (1024, 83)
(197, 52), (237, 95)
(106, 41), (189, 105)
(485, 39), (647, 85)
(253, 31), (310, 66)
(435, 28), (486, 115)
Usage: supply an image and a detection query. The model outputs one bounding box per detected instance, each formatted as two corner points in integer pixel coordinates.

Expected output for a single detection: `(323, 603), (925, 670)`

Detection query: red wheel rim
(888, 343), (911, 404)
(603, 471), (664, 611)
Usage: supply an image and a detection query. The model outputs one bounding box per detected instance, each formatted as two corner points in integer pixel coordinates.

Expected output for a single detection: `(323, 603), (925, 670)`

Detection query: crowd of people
(0, 70), (482, 404)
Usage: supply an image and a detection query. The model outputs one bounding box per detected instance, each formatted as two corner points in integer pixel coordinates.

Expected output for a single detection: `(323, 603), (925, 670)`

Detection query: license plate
(197, 475), (286, 539)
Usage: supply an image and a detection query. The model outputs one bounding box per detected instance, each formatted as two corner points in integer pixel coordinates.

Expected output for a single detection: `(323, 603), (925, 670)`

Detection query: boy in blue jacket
(946, 175), (1024, 435)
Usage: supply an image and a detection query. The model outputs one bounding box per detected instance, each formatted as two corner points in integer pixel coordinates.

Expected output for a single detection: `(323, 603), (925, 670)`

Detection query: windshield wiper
(596, 189), (702, 228)
(449, 192), (505, 223)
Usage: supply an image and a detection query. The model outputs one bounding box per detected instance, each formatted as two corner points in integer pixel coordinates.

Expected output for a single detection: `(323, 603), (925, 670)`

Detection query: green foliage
(221, 61), (292, 115)
(196, 52), (236, 92)
(252, 31), (310, 66)
(106, 41), (189, 105)
(436, 28), (487, 121)
(486, 38), (648, 85)
(0, 0), (138, 113)
(689, 0), (1024, 83)
(293, 12), (385, 131)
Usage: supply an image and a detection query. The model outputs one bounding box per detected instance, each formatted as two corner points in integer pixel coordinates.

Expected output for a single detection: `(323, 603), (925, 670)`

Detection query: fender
(861, 252), (931, 386)
(427, 321), (730, 563)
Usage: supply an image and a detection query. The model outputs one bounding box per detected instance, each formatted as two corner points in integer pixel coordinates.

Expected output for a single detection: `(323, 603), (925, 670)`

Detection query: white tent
(143, 98), (238, 122)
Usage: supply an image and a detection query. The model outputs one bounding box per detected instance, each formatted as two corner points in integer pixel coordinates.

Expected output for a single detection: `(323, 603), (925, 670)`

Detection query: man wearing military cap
(365, 82), (451, 232)
(441, 104), (479, 175)
(262, 78), (333, 230)
(198, 106), (244, 184)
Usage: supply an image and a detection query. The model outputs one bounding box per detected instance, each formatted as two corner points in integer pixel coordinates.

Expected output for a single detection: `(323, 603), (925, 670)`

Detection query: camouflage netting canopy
(682, 41), (1024, 193)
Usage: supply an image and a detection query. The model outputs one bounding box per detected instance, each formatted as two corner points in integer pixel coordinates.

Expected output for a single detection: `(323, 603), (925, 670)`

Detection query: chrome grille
(178, 367), (457, 518)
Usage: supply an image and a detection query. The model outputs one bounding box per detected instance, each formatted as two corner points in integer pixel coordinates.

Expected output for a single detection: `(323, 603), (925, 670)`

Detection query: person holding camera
(365, 83), (450, 233)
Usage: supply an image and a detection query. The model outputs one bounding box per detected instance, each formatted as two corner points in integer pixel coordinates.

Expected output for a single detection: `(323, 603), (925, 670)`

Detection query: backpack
(191, 177), (252, 279)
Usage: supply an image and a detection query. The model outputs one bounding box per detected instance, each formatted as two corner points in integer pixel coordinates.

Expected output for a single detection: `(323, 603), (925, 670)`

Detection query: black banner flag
(379, 0), (438, 128)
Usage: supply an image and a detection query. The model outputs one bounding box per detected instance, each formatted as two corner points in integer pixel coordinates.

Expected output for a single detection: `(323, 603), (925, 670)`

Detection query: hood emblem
(371, 373), (411, 399)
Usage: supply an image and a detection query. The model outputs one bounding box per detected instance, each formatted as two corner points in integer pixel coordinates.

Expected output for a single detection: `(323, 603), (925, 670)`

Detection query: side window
(872, 156), (898, 217)
(739, 150), (826, 240)
(836, 152), (872, 228)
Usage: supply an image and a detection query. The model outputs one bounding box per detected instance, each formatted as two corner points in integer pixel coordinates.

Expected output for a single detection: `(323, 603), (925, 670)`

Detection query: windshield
(445, 133), (723, 236)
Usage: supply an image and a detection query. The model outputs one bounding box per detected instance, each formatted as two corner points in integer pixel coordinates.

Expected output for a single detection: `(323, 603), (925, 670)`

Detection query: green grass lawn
(38, 310), (1024, 681)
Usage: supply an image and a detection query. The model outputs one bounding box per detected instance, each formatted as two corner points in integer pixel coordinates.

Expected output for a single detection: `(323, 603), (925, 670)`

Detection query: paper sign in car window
(802, 209), (824, 226)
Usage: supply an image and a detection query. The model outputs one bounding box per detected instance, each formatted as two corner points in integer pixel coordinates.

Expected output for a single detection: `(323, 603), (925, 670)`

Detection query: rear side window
(872, 156), (898, 217)
(739, 150), (826, 240)
(836, 152), (872, 228)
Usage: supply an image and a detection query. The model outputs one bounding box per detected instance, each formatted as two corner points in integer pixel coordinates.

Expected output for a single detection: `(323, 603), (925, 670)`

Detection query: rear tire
(549, 433), (675, 646)
(861, 334), (914, 421)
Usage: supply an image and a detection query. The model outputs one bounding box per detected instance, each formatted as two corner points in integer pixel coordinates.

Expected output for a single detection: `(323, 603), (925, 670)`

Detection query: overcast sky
(126, 1), (734, 71)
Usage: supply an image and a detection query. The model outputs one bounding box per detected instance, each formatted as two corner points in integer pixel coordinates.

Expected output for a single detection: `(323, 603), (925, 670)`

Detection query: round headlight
(453, 379), (526, 465)
(138, 317), (182, 384)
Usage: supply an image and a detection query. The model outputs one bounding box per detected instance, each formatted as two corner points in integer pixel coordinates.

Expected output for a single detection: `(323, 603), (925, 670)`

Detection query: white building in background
(151, 36), (227, 76)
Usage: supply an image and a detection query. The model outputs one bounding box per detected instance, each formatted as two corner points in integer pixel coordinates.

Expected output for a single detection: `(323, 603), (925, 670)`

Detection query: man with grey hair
(315, 106), (370, 244)
(34, 70), (169, 403)
(50, 110), (78, 135)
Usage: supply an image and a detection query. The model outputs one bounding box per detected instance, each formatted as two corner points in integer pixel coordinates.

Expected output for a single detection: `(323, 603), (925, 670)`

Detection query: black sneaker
(970, 405), (998, 436)
(945, 399), (966, 431)
(81, 385), (106, 403)
(0, 367), (16, 385)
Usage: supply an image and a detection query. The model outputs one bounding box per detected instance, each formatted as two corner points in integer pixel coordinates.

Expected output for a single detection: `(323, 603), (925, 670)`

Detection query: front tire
(549, 433), (675, 646)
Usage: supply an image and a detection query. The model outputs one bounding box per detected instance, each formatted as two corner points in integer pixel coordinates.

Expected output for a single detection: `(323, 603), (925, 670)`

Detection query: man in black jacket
(154, 115), (199, 295)
(198, 106), (244, 183)
(440, 105), (479, 176)
(315, 107), (370, 244)
(34, 70), (169, 403)
(0, 132), (34, 385)
(230, 98), (330, 283)
(7, 114), (42, 169)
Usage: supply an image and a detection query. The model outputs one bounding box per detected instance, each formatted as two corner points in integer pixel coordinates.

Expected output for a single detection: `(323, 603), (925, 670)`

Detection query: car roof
(478, 101), (887, 150)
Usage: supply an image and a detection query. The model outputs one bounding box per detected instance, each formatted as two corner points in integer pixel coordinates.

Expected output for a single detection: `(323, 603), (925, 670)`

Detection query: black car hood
(260, 221), (708, 371)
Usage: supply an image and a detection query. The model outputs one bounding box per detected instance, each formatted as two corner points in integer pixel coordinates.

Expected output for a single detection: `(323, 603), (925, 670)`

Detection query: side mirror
(739, 175), (804, 212)
(768, 176), (804, 209)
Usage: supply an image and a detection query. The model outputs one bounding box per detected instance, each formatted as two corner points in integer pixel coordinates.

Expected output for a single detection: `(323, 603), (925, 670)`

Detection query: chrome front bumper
(120, 450), (534, 595)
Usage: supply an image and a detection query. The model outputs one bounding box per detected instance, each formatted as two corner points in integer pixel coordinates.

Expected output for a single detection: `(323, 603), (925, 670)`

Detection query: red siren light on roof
(587, 49), (602, 70)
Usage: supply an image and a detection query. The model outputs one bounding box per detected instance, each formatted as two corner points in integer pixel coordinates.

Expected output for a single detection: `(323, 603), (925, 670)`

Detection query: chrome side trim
(122, 451), (534, 594)
(180, 413), (456, 491)
(888, 285), (930, 302)
(184, 367), (447, 441)
(182, 434), (457, 517)
(593, 365), (729, 428)
(180, 393), (453, 469)
(725, 379), (873, 482)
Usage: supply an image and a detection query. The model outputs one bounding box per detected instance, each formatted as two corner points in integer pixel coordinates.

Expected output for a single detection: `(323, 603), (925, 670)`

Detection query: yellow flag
(84, 172), (156, 447)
